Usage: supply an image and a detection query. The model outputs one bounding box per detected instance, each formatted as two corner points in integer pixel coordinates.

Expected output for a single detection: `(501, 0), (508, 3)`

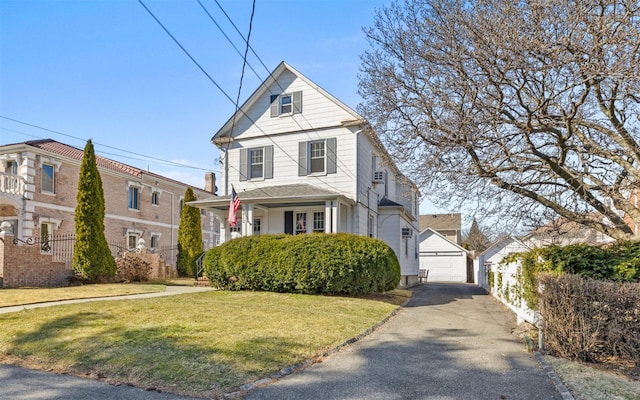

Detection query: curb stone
(535, 352), (575, 400)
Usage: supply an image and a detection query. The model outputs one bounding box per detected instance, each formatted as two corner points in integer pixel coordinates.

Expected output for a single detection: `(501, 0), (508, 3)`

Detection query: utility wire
(0, 115), (214, 171)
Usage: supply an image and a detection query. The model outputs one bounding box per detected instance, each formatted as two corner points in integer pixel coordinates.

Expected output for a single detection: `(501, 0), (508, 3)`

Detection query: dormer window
(270, 91), (302, 117)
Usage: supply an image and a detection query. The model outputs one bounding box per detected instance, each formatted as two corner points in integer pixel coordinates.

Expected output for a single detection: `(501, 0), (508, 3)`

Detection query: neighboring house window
(313, 212), (324, 233)
(6, 160), (17, 174)
(128, 234), (139, 250)
(240, 146), (273, 181)
(150, 234), (159, 250)
(295, 212), (307, 235)
(41, 163), (55, 193)
(128, 186), (140, 210)
(40, 222), (54, 253)
(151, 191), (160, 206)
(253, 218), (261, 236)
(201, 208), (207, 216)
(298, 138), (337, 176)
(270, 91), (302, 117)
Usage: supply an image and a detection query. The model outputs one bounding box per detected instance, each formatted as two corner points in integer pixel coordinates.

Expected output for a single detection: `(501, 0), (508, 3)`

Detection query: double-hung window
(310, 141), (325, 174)
(151, 191), (160, 206)
(250, 148), (264, 179)
(313, 212), (325, 233)
(240, 146), (273, 181)
(298, 138), (337, 176)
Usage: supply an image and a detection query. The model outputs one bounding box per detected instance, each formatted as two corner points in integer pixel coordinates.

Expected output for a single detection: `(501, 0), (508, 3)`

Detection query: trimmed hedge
(503, 241), (640, 309)
(203, 233), (401, 294)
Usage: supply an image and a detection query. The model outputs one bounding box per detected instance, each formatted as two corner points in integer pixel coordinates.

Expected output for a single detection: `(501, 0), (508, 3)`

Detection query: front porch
(189, 184), (355, 243)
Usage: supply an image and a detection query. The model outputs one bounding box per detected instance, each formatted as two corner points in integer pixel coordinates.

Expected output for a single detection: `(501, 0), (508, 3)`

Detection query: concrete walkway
(0, 285), (214, 314)
(244, 283), (565, 400)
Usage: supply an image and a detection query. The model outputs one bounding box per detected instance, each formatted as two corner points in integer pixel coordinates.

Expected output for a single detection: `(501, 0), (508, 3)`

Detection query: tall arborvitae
(72, 139), (117, 281)
(176, 187), (203, 277)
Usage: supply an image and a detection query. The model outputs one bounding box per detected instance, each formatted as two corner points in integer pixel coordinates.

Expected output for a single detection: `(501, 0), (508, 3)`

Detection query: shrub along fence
(489, 242), (640, 369)
(204, 233), (401, 295)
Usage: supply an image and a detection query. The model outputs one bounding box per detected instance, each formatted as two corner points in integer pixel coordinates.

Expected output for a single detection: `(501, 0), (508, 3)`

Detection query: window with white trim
(150, 234), (159, 250)
(230, 218), (242, 234)
(250, 148), (264, 179)
(128, 234), (139, 250)
(6, 160), (17, 175)
(41, 163), (55, 193)
(313, 212), (324, 233)
(295, 212), (307, 235)
(151, 191), (160, 206)
(310, 141), (325, 174)
(298, 138), (336, 176)
(270, 91), (302, 117)
(128, 186), (139, 210)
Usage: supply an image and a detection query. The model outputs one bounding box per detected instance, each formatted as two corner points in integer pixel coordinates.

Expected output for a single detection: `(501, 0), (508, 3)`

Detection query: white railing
(0, 172), (26, 196)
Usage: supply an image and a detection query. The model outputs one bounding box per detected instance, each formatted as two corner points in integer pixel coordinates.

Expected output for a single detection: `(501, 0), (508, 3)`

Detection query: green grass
(0, 290), (399, 398)
(0, 284), (166, 307)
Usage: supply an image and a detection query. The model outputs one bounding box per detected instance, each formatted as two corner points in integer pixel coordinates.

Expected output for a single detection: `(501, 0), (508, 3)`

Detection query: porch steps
(193, 276), (210, 287)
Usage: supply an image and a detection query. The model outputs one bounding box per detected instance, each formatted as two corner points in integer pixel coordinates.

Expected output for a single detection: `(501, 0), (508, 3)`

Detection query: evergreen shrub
(203, 233), (401, 294)
(503, 241), (640, 309)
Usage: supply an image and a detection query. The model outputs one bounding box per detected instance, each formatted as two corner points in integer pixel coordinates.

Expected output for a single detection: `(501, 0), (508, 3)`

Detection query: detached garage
(419, 228), (469, 282)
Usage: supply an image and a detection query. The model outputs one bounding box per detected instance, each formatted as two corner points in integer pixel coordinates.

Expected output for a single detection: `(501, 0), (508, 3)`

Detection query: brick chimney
(204, 172), (217, 194)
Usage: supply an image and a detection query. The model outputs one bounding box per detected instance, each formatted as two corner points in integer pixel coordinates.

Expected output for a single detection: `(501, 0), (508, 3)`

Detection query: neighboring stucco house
(419, 213), (462, 244)
(0, 139), (219, 275)
(190, 61), (421, 286)
(418, 227), (469, 282)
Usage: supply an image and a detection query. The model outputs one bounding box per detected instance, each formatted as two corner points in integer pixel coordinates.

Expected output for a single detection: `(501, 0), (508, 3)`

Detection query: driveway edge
(225, 299), (409, 399)
(535, 352), (575, 400)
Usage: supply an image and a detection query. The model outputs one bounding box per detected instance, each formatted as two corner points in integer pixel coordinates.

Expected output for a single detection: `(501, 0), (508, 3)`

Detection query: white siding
(419, 230), (468, 282)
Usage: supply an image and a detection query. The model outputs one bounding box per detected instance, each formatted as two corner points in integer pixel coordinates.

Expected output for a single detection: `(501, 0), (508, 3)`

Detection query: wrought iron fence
(12, 234), (133, 268)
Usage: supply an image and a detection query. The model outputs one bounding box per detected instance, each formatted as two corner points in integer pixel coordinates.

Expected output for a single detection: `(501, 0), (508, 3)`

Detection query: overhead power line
(0, 116), (216, 172)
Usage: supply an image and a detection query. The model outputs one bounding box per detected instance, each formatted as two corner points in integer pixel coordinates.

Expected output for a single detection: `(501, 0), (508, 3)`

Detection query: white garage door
(421, 255), (466, 282)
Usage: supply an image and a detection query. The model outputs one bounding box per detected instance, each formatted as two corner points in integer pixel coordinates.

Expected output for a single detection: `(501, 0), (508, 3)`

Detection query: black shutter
(284, 211), (293, 235)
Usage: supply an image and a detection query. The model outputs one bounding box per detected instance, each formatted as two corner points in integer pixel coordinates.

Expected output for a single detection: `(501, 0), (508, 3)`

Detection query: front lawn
(0, 290), (400, 398)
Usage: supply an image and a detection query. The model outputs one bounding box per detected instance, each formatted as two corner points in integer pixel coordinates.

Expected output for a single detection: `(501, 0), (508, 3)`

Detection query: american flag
(228, 187), (241, 228)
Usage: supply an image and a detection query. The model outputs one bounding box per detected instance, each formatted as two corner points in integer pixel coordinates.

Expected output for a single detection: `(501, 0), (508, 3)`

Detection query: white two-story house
(191, 61), (420, 286)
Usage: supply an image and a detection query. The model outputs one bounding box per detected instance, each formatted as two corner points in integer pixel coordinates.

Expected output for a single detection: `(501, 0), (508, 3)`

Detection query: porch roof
(188, 184), (354, 212)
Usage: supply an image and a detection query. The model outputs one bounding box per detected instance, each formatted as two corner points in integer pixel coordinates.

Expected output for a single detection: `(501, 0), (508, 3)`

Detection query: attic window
(270, 91), (302, 117)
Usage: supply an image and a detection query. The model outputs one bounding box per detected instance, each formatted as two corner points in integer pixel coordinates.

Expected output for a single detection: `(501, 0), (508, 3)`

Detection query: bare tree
(359, 0), (640, 240)
(463, 218), (491, 252)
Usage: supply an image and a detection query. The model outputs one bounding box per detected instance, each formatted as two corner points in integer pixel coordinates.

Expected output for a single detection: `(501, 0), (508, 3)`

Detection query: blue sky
(0, 0), (447, 214)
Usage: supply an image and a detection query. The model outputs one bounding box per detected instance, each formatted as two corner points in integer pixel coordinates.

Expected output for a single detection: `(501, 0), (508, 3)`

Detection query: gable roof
(211, 61), (361, 143)
(419, 227), (468, 253)
(419, 213), (462, 231)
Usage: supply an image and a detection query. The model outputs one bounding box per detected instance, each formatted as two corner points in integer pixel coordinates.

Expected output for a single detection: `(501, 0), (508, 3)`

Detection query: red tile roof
(25, 139), (143, 178)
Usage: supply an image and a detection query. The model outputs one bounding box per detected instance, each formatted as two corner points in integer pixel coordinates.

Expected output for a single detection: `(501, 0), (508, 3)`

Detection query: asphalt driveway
(244, 283), (565, 400)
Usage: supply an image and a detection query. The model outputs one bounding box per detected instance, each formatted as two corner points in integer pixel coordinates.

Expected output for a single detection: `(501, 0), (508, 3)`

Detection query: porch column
(332, 200), (339, 233)
(325, 200), (333, 233)
(245, 204), (254, 236)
